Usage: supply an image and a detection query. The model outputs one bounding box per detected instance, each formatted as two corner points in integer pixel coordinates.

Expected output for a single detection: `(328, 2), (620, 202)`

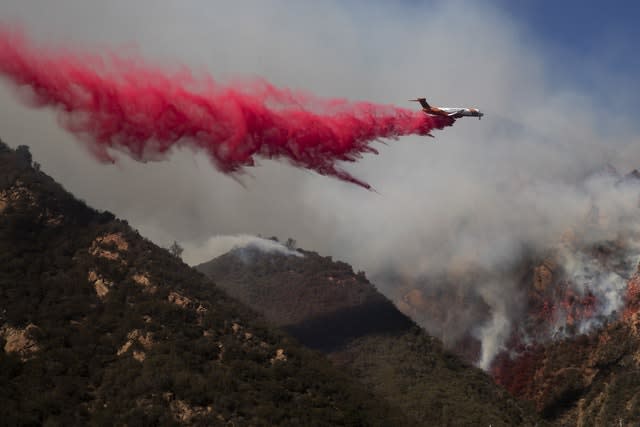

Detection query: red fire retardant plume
(0, 28), (454, 189)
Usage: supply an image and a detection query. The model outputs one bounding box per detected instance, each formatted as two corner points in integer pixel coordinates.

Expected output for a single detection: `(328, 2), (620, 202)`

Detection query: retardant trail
(0, 28), (453, 189)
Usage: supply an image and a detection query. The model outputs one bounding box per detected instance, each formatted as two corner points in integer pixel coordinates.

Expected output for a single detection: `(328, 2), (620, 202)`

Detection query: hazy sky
(497, 0), (640, 112)
(1, 0), (638, 284)
(1, 0), (639, 367)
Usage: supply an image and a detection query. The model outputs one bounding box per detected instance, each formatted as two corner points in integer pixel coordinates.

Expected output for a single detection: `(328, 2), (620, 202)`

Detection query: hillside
(385, 172), (640, 426)
(491, 252), (640, 426)
(493, 317), (640, 426)
(0, 141), (408, 426)
(197, 247), (543, 426)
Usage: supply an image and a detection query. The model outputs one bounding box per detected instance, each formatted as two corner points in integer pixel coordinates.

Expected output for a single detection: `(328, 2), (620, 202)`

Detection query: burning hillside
(386, 169), (640, 424)
(389, 168), (640, 357)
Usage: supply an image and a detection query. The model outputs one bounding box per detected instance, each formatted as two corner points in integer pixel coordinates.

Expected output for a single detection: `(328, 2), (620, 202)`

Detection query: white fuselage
(439, 107), (483, 117)
(411, 98), (484, 120)
(428, 106), (483, 119)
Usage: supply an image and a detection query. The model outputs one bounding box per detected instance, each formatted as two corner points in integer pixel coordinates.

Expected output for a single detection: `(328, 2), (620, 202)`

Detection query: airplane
(410, 98), (484, 120)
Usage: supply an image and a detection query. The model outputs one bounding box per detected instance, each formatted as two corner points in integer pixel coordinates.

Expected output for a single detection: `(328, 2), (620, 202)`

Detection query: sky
(1, 0), (639, 368)
(498, 1), (640, 113)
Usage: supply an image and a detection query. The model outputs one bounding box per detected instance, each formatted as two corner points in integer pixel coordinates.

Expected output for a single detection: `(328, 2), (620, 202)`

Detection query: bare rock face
(168, 398), (217, 424)
(88, 269), (114, 299)
(270, 348), (288, 364)
(0, 182), (62, 226)
(1, 323), (41, 360)
(116, 329), (154, 362)
(0, 183), (37, 213)
(90, 233), (129, 262)
(86, 234), (133, 298)
(132, 272), (157, 293)
(167, 291), (192, 308)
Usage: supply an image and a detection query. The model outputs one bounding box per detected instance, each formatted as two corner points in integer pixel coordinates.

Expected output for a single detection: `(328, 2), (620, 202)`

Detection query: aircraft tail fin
(409, 98), (430, 109)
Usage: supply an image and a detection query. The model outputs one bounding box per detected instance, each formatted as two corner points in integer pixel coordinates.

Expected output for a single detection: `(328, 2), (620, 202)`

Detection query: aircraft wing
(447, 110), (465, 117)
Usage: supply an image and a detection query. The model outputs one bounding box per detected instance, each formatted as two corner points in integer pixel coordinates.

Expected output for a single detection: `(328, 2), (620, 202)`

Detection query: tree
(15, 145), (32, 168)
(285, 238), (297, 250)
(169, 241), (184, 259)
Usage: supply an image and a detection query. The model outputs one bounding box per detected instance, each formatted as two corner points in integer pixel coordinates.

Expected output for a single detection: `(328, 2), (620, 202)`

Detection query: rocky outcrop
(0, 182), (37, 212)
(132, 272), (157, 293)
(1, 323), (40, 360)
(88, 269), (114, 298)
(167, 291), (192, 308)
(162, 393), (221, 424)
(117, 329), (154, 362)
(270, 348), (287, 364)
(90, 233), (129, 262)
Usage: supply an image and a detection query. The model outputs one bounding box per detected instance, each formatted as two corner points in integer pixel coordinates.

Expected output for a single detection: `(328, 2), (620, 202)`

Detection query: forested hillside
(0, 141), (407, 426)
(198, 247), (543, 426)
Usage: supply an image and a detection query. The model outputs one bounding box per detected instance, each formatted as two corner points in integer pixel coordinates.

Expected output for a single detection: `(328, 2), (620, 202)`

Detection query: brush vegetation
(197, 247), (544, 426)
(0, 141), (407, 426)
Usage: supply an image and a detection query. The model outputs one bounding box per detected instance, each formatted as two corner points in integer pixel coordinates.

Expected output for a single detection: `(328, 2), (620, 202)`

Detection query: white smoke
(0, 1), (639, 371)
(184, 234), (302, 265)
(474, 172), (640, 366)
(556, 240), (640, 335)
(475, 283), (513, 370)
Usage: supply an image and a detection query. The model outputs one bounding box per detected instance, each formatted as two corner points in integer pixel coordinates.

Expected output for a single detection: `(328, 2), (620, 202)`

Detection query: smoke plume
(185, 234), (302, 262)
(1, 1), (639, 372)
(0, 27), (452, 189)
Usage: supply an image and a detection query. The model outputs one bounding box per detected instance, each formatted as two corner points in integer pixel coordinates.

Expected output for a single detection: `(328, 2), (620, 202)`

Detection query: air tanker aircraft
(410, 98), (484, 120)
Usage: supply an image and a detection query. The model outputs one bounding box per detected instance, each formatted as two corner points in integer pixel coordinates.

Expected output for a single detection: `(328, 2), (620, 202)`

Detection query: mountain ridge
(0, 140), (409, 426)
(197, 246), (543, 426)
